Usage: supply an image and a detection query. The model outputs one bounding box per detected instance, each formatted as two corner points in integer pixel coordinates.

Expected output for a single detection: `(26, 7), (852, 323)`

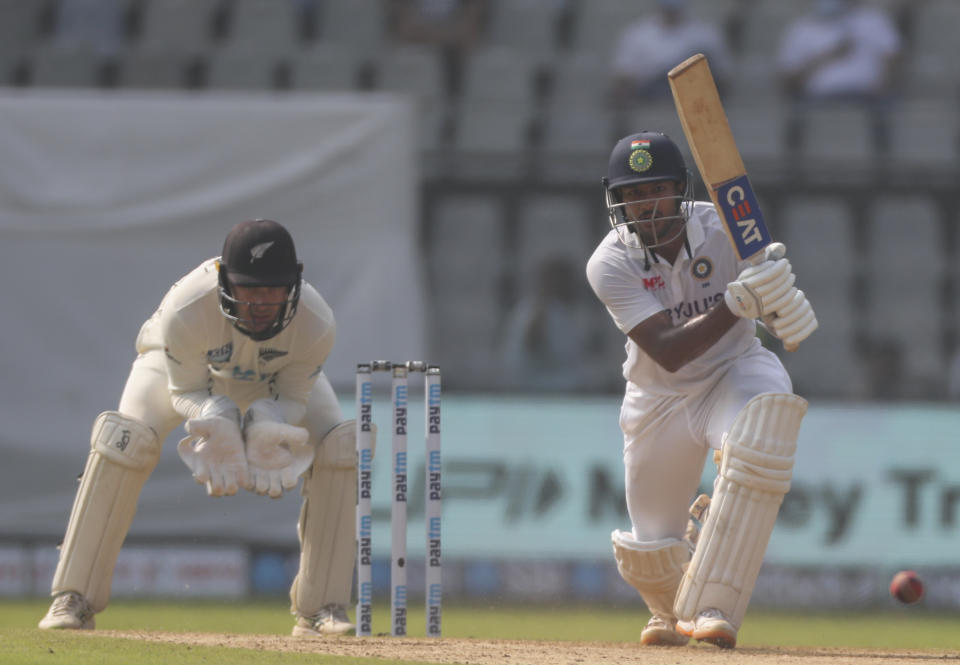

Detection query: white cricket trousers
(619, 345), (792, 542)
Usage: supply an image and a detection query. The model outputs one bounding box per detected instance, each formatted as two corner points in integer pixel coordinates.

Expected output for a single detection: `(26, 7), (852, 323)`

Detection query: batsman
(586, 132), (817, 648)
(38, 219), (370, 637)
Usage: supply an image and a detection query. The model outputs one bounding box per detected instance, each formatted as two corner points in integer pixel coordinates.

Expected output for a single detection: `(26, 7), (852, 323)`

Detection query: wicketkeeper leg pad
(290, 420), (374, 615)
(51, 411), (160, 612)
(611, 531), (690, 620)
(674, 393), (807, 629)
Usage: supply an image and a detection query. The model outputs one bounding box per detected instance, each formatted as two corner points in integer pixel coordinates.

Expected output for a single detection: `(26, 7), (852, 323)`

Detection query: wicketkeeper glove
(177, 395), (249, 497)
(243, 398), (314, 498)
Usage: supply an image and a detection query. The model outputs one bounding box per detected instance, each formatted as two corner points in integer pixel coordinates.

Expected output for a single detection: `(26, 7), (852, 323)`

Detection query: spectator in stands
(388, 0), (488, 51)
(776, 0), (902, 152)
(387, 0), (489, 96)
(609, 0), (732, 106)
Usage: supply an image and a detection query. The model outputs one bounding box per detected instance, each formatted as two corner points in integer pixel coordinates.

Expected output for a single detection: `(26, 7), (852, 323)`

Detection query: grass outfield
(1, 599), (956, 664)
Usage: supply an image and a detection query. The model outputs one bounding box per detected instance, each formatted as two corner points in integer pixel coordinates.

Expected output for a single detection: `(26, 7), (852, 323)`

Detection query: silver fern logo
(249, 241), (274, 262)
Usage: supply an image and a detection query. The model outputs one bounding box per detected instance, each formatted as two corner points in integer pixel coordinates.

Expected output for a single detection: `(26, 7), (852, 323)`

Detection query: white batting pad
(611, 531), (690, 618)
(290, 420), (369, 615)
(316, 420), (372, 468)
(674, 393), (807, 628)
(51, 411), (160, 612)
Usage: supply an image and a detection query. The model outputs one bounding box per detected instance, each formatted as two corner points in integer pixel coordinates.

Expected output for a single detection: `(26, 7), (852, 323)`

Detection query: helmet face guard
(216, 219), (303, 341)
(603, 132), (694, 251)
(217, 272), (302, 342)
(603, 178), (693, 249)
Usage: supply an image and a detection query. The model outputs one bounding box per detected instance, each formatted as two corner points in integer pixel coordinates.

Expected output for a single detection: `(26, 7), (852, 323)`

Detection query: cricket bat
(668, 53), (796, 349)
(668, 53), (772, 264)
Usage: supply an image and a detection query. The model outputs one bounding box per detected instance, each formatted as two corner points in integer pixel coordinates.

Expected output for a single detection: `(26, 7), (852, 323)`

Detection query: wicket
(355, 361), (442, 638)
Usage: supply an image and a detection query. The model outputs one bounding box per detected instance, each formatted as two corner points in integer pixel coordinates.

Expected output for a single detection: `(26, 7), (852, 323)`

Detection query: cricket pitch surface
(97, 631), (955, 664)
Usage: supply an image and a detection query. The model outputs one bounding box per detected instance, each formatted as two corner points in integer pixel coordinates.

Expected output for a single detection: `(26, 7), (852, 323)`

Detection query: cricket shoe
(292, 604), (355, 637)
(678, 608), (736, 649)
(639, 614), (689, 646)
(38, 591), (95, 630)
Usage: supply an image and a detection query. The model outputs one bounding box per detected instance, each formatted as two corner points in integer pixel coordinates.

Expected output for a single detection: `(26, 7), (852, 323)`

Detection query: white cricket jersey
(135, 257), (335, 424)
(586, 201), (761, 396)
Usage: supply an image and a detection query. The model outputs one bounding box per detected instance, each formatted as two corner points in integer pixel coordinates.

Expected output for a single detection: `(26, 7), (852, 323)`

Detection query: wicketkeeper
(586, 132), (817, 648)
(39, 219), (370, 637)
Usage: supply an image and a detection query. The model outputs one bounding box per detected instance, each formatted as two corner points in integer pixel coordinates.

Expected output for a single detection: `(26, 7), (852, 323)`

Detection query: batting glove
(764, 289), (818, 349)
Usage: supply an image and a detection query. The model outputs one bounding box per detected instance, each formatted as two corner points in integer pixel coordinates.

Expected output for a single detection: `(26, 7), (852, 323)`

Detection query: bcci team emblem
(629, 149), (653, 173)
(691, 257), (713, 280)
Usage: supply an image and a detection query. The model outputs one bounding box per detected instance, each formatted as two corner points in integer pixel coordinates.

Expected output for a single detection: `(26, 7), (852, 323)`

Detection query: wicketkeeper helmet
(217, 219), (303, 341)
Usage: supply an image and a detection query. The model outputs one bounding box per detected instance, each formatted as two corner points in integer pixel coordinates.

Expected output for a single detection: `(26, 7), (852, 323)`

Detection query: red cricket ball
(889, 570), (924, 604)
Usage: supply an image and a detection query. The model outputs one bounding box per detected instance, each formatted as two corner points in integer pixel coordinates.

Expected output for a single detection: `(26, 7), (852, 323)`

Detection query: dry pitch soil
(99, 631), (960, 664)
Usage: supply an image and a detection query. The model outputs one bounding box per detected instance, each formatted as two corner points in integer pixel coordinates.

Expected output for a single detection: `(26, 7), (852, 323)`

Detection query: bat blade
(668, 53), (771, 263)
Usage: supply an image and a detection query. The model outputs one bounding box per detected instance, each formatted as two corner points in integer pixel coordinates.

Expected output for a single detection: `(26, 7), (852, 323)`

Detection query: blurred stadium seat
(316, 0), (387, 53)
(204, 48), (279, 90)
(886, 99), (960, 171)
(536, 107), (617, 182)
(797, 104), (876, 167)
(0, 0), (47, 56)
(27, 46), (105, 87)
(136, 0), (221, 56)
(50, 0), (130, 55)
(901, 49), (960, 101)
(0, 49), (24, 86)
(725, 53), (782, 104)
(779, 195), (864, 397)
(220, 0), (303, 56)
(371, 44), (446, 106)
(287, 43), (366, 91)
(452, 46), (540, 177)
(545, 51), (609, 110)
(371, 44), (449, 152)
(569, 0), (650, 58)
(427, 194), (505, 386)
(116, 48), (190, 88)
(516, 193), (594, 281)
(725, 98), (788, 166)
(738, 2), (807, 59)
(452, 103), (535, 178)
(897, 0), (960, 100)
(687, 0), (739, 28)
(459, 45), (540, 108)
(911, 0), (960, 64)
(485, 0), (565, 62)
(863, 194), (946, 394)
(779, 311), (865, 398)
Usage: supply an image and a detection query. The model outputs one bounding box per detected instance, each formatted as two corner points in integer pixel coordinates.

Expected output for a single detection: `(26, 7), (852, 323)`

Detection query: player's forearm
(630, 304), (739, 373)
(169, 389), (213, 421)
(661, 304), (739, 371)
